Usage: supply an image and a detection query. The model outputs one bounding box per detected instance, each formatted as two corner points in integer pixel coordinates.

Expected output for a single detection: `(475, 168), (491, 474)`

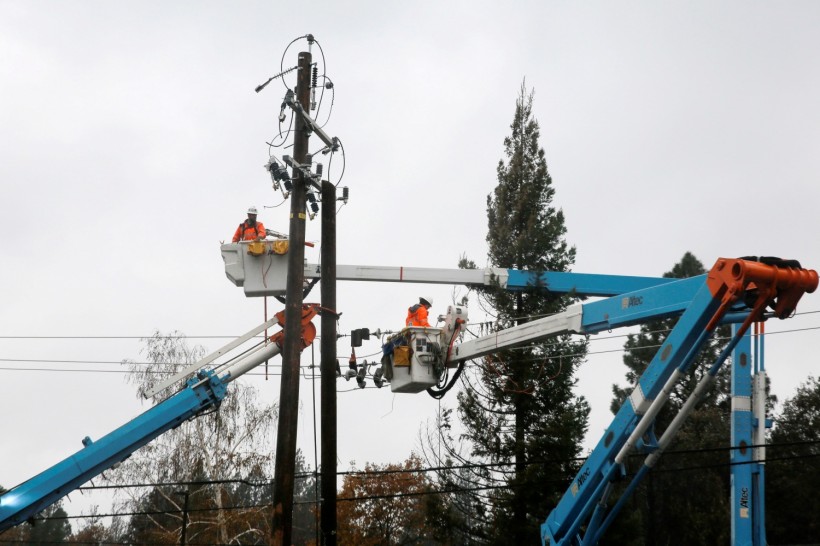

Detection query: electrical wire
(3, 321), (819, 374)
(315, 75), (335, 128)
(56, 439), (819, 490)
(267, 108), (295, 150)
(4, 305), (818, 342)
(331, 137), (346, 187)
(16, 443), (820, 526)
(278, 35), (310, 91)
(310, 39), (328, 123)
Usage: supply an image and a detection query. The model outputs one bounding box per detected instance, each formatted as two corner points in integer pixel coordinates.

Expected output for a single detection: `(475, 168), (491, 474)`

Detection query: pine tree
(27, 502), (72, 545)
(450, 83), (589, 544)
(0, 492), (71, 544)
(766, 376), (820, 543)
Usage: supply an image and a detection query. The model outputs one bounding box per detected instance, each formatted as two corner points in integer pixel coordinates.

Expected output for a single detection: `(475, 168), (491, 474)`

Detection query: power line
(1, 306), (819, 342)
(14, 450), (820, 526)
(61, 439), (820, 493)
(3, 320), (819, 375)
(0, 335), (244, 340)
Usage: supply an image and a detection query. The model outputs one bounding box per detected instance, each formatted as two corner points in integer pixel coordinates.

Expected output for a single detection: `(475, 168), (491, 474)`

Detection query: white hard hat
(247, 206), (258, 215)
(420, 296), (433, 307)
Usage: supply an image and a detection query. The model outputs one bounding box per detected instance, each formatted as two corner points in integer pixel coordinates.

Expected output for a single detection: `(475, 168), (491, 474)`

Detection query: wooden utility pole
(320, 180), (337, 545)
(272, 49), (312, 546)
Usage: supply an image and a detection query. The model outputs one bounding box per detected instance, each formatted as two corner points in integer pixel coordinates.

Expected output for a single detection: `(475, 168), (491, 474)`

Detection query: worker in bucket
(232, 206), (266, 242)
(406, 296), (434, 327)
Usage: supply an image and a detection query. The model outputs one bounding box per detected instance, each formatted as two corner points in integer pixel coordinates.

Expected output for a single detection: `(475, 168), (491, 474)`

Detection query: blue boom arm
(0, 369), (230, 531)
(0, 305), (320, 533)
(540, 258), (818, 546)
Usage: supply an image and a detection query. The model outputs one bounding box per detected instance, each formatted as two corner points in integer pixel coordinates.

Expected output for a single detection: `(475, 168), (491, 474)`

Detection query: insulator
(310, 65), (318, 110)
(356, 365), (367, 389)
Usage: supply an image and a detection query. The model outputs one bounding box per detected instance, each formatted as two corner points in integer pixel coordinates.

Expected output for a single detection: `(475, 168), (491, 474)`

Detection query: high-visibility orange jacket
(406, 304), (430, 327)
(232, 221), (266, 243)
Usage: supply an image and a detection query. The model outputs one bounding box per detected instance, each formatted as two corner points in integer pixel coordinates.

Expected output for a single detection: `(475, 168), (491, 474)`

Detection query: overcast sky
(2, 0), (820, 523)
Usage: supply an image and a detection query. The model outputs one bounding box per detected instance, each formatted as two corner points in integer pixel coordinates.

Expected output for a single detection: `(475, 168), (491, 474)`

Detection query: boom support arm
(221, 243), (678, 298)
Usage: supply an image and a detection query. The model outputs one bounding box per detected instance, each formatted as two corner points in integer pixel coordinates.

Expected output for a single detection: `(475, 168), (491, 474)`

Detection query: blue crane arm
(0, 302), (325, 533)
(505, 269), (677, 297)
(540, 258), (818, 546)
(0, 369), (227, 531)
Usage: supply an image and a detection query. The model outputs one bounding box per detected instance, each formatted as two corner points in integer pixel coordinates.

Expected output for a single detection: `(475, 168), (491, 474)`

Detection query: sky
(2, 0), (820, 525)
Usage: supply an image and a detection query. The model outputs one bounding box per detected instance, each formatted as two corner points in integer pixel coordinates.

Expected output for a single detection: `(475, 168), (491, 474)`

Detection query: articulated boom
(367, 257), (816, 545)
(0, 305), (322, 533)
(540, 258), (818, 546)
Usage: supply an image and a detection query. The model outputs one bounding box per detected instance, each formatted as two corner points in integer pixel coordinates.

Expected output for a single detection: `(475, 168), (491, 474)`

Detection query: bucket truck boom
(537, 258), (817, 545)
(371, 257), (816, 545)
(0, 305), (321, 533)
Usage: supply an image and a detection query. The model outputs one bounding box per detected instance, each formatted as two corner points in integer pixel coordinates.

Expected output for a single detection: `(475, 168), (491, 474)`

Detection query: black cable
(315, 75), (335, 128)
(16, 449), (820, 527)
(0, 321), (804, 373)
(311, 38), (328, 123)
(427, 322), (467, 399)
(279, 35), (310, 91)
(8, 439), (814, 530)
(53, 439), (819, 492)
(332, 137), (346, 187)
(3, 307), (818, 342)
(0, 335), (247, 339)
(267, 106), (295, 149)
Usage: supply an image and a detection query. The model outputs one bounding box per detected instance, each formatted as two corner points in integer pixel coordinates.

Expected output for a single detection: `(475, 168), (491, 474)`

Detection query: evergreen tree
(766, 375), (820, 543)
(446, 83), (589, 544)
(28, 502), (72, 545)
(68, 514), (117, 545)
(609, 252), (731, 545)
(0, 493), (71, 545)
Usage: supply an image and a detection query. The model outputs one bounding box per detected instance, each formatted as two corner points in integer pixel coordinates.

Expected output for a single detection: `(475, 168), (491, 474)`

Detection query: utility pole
(320, 180), (337, 545)
(272, 49), (312, 546)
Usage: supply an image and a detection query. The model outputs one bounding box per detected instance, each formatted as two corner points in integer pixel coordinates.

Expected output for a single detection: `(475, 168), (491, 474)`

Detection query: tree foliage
(766, 375), (820, 543)
(94, 330), (322, 545)
(336, 454), (441, 546)
(68, 512), (123, 545)
(0, 499), (71, 545)
(422, 82), (589, 545)
(2, 332), (320, 545)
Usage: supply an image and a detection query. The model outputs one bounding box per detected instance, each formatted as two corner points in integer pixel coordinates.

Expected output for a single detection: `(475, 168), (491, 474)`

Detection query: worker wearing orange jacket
(232, 206), (266, 242)
(406, 296), (434, 327)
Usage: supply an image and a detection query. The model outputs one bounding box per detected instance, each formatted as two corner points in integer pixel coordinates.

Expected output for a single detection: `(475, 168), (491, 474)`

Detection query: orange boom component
(269, 303), (321, 350)
(705, 257), (819, 333)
